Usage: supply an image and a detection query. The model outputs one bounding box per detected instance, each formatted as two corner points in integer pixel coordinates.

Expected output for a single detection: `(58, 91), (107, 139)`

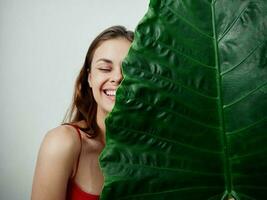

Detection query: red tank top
(63, 123), (100, 200)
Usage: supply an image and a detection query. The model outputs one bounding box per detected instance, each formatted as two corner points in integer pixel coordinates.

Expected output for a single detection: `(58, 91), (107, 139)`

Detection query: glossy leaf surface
(100, 0), (267, 199)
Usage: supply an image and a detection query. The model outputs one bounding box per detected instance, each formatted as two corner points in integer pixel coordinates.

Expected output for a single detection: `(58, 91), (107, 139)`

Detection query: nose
(111, 66), (123, 84)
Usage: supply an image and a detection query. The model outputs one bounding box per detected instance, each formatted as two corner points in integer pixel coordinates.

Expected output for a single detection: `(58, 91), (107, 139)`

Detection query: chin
(106, 106), (114, 113)
(102, 104), (115, 115)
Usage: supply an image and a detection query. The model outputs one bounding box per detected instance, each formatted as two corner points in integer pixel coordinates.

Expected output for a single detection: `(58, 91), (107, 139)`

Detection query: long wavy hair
(62, 25), (134, 138)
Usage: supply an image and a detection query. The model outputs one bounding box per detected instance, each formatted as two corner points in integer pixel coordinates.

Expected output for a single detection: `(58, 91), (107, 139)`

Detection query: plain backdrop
(0, 0), (149, 199)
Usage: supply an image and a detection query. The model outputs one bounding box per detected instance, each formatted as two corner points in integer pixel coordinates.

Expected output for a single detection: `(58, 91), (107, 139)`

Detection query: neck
(96, 106), (107, 145)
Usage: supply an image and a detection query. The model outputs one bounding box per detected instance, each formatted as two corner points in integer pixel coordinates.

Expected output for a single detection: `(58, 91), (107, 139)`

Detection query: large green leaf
(99, 0), (267, 199)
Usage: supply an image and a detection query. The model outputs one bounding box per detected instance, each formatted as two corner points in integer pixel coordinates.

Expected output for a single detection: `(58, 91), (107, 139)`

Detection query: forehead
(92, 38), (131, 63)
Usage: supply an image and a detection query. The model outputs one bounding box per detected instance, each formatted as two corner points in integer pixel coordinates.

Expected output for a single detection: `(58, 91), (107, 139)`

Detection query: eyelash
(99, 68), (111, 72)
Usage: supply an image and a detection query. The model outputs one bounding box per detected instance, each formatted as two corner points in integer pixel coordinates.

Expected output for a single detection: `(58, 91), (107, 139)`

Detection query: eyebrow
(96, 58), (113, 64)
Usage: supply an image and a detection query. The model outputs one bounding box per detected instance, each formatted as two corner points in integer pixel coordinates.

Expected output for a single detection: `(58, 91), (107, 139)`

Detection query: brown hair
(63, 25), (134, 138)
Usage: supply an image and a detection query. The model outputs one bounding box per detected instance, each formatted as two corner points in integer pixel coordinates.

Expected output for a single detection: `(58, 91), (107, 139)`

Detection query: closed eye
(99, 68), (111, 72)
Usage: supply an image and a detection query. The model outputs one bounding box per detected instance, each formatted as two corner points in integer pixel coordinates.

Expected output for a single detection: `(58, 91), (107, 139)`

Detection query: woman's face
(88, 38), (131, 116)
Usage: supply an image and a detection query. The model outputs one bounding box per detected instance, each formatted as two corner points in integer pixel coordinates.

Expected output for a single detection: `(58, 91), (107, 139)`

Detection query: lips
(103, 89), (116, 96)
(103, 89), (116, 101)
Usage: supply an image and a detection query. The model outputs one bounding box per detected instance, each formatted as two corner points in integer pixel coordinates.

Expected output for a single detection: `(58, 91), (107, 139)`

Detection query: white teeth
(105, 90), (116, 96)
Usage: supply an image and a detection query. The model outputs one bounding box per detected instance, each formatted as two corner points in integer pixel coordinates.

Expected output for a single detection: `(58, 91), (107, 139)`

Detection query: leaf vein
(130, 63), (217, 100)
(165, 6), (213, 39)
(230, 149), (267, 161)
(118, 186), (222, 200)
(224, 81), (267, 109)
(131, 96), (220, 131)
(221, 40), (266, 76)
(218, 5), (249, 42)
(109, 162), (222, 176)
(226, 116), (267, 135)
(157, 39), (215, 70)
(109, 124), (222, 154)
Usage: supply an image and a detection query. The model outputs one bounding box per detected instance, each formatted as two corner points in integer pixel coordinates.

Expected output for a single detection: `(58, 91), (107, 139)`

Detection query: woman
(31, 25), (134, 200)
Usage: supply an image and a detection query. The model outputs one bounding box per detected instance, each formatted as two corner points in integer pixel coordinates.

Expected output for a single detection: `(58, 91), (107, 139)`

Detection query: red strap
(62, 123), (82, 178)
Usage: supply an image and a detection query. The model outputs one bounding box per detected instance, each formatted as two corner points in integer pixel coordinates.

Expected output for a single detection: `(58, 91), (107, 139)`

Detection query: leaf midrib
(211, 0), (233, 195)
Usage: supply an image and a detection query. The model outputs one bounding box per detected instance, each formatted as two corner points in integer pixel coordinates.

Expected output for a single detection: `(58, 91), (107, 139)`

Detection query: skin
(89, 38), (132, 136)
(31, 38), (131, 200)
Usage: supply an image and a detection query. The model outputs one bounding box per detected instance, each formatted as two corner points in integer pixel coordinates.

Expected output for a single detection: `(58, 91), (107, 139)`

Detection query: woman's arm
(31, 126), (80, 200)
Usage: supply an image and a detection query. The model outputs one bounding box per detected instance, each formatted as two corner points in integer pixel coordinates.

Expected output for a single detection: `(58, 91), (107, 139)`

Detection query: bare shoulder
(34, 125), (82, 176)
(42, 125), (81, 156)
(31, 125), (82, 199)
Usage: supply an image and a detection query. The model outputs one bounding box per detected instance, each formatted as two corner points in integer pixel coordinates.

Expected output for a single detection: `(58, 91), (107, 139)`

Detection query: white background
(0, 0), (149, 199)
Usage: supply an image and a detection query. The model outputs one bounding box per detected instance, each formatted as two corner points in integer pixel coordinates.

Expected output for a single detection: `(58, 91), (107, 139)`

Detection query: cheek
(88, 73), (92, 87)
(90, 73), (107, 89)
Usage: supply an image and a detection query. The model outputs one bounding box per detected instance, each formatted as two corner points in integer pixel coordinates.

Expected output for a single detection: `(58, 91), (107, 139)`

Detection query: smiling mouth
(103, 89), (116, 97)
